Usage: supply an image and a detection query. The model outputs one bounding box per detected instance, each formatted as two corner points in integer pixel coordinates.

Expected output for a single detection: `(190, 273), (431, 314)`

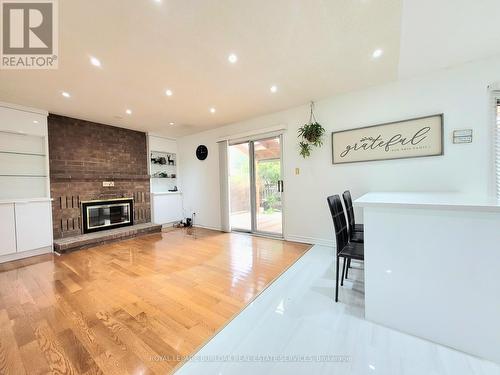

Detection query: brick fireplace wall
(48, 114), (151, 239)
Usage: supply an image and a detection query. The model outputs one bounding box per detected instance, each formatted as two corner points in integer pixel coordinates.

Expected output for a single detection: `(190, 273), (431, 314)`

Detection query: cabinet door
(153, 194), (183, 224)
(0, 204), (16, 256)
(15, 201), (52, 252)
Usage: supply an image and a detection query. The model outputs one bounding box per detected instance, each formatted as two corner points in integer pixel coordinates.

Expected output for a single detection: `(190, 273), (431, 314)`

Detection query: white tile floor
(175, 245), (500, 375)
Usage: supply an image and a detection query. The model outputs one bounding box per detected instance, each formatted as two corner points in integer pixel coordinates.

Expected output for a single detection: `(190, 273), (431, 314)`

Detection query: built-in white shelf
(148, 135), (182, 225)
(0, 102), (53, 263)
(0, 131), (45, 155)
(0, 128), (49, 200)
(0, 175), (48, 177)
(150, 150), (178, 192)
(0, 150), (46, 156)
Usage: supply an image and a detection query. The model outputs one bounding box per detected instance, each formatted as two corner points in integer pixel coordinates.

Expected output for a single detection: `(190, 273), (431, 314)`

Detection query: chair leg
(335, 255), (340, 302)
(341, 257), (346, 286)
(346, 258), (351, 279)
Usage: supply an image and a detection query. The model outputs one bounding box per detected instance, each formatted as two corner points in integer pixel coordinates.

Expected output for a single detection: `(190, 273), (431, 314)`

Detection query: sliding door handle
(277, 180), (284, 192)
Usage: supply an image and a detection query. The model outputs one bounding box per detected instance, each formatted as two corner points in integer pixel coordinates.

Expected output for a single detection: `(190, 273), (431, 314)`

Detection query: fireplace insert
(81, 198), (133, 234)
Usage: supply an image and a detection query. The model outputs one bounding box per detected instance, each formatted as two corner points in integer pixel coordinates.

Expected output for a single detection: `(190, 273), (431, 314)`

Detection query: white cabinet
(0, 204), (16, 256)
(152, 193), (183, 224)
(0, 199), (52, 262)
(15, 201), (52, 252)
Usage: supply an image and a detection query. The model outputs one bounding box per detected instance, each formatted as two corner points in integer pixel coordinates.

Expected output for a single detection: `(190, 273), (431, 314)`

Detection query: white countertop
(0, 197), (53, 204)
(354, 192), (500, 212)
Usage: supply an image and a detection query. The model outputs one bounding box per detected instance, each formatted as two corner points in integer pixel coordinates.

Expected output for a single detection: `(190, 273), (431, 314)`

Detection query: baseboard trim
(194, 224), (223, 232)
(0, 245), (53, 264)
(285, 234), (333, 247)
(190, 226), (333, 248)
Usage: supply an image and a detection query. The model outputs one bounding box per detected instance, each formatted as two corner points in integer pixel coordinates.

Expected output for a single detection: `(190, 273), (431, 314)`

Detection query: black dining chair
(327, 195), (364, 302)
(342, 190), (364, 234)
(342, 191), (363, 279)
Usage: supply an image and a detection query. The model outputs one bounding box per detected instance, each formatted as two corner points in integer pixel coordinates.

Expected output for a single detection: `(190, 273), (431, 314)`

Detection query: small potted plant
(298, 102), (325, 158)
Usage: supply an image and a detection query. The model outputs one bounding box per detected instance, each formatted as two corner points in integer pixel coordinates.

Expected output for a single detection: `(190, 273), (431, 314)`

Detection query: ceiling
(0, 0), (401, 137)
(398, 0), (500, 79)
(0, 0), (499, 138)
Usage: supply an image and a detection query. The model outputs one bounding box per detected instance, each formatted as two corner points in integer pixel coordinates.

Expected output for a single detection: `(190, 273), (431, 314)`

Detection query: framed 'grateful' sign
(331, 114), (444, 164)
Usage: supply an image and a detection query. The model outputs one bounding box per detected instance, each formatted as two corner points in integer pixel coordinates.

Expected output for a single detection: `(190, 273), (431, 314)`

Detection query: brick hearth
(53, 223), (162, 253)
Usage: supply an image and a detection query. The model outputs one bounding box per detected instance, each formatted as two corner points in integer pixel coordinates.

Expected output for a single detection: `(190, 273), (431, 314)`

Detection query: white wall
(178, 56), (500, 245)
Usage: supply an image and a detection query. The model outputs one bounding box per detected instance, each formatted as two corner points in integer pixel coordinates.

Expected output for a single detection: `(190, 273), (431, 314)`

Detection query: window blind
(218, 140), (231, 232)
(496, 97), (500, 198)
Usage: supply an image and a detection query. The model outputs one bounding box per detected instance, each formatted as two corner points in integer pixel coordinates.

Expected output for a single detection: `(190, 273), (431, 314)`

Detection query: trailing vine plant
(298, 101), (325, 158)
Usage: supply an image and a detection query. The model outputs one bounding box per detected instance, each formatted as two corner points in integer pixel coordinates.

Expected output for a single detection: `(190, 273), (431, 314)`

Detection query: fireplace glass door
(88, 203), (130, 229)
(82, 199), (133, 233)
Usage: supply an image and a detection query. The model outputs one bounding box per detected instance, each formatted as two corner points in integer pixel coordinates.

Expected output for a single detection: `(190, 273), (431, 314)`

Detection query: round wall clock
(196, 145), (208, 160)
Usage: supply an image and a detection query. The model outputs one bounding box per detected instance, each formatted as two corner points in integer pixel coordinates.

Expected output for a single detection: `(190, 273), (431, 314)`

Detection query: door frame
(229, 133), (285, 238)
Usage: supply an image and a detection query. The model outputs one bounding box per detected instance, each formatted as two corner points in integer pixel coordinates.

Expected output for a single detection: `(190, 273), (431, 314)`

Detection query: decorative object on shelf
(151, 154), (172, 165)
(168, 186), (178, 192)
(152, 172), (172, 178)
(196, 145), (208, 160)
(331, 114), (444, 164)
(298, 101), (325, 158)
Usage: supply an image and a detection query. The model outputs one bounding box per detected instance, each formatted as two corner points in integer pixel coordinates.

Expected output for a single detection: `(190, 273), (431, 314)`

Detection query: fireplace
(81, 198), (134, 234)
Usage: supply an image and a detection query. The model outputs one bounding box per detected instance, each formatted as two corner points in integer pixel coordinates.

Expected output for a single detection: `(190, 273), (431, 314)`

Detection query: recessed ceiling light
(90, 56), (101, 67)
(154, 0), (162, 3)
(270, 85), (278, 93)
(33, 120), (39, 124)
(169, 122), (175, 126)
(61, 91), (71, 98)
(372, 49), (383, 59)
(165, 89), (173, 96)
(228, 53), (238, 64)
(210, 107), (216, 114)
(126, 109), (132, 115)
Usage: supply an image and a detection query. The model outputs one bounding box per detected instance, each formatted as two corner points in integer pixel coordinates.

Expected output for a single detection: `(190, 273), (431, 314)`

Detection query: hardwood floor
(0, 228), (310, 375)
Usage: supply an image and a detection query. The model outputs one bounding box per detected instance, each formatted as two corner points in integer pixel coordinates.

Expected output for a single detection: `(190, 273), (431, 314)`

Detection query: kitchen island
(355, 192), (500, 364)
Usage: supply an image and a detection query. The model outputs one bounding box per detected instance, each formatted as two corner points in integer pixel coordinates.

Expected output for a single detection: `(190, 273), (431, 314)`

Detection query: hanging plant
(299, 141), (312, 158)
(298, 102), (325, 158)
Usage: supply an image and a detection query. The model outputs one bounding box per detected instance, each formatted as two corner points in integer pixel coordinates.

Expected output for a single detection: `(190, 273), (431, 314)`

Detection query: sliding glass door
(229, 142), (252, 231)
(229, 135), (283, 236)
(254, 137), (282, 234)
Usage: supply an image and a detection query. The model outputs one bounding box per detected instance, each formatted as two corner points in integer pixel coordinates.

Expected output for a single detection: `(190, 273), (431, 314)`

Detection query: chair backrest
(327, 195), (349, 254)
(342, 190), (356, 232)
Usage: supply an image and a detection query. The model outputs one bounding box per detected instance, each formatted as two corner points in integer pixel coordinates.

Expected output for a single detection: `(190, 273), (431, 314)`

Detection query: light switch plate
(295, 168), (300, 175)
